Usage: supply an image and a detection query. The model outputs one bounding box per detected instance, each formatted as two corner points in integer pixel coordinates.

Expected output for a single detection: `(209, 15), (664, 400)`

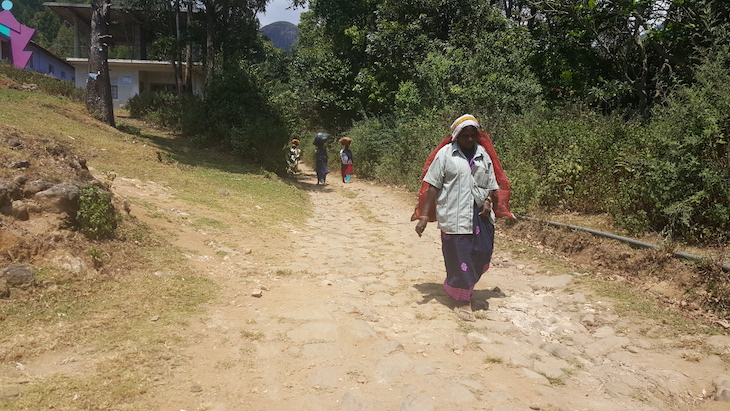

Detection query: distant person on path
(412, 114), (513, 322)
(286, 139), (301, 174)
(314, 133), (330, 185)
(339, 137), (354, 183)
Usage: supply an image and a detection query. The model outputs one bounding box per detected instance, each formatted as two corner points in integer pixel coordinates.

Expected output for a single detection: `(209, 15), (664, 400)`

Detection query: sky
(258, 0), (307, 27)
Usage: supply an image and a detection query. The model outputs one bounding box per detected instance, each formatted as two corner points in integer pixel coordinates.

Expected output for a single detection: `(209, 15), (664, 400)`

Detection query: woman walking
(413, 114), (512, 321)
(314, 133), (330, 185)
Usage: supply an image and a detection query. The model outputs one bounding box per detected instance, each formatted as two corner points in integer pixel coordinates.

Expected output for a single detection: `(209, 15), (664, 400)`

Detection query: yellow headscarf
(450, 114), (480, 141)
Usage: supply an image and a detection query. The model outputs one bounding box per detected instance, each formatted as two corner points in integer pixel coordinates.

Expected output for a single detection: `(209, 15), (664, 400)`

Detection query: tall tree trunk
(184, 0), (193, 94)
(205, 0), (215, 88)
(174, 0), (184, 95)
(87, 0), (115, 127)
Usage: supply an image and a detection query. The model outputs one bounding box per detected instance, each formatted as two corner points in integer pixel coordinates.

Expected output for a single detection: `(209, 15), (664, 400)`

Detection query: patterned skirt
(441, 206), (494, 302)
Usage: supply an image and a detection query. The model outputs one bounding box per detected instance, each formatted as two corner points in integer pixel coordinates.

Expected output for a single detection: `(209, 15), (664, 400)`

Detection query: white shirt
(423, 142), (499, 234)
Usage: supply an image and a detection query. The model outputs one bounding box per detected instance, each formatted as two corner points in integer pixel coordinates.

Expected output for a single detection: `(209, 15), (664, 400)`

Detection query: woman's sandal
(454, 307), (476, 322)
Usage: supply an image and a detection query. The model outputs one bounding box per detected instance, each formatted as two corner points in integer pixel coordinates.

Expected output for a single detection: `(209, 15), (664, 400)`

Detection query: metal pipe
(516, 216), (730, 272)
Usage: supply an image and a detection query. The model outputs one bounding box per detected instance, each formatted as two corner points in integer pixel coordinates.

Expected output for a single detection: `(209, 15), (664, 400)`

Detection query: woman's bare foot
(454, 302), (475, 322)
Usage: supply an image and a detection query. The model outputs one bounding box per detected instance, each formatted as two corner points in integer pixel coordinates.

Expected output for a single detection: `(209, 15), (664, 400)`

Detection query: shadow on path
(413, 282), (507, 312)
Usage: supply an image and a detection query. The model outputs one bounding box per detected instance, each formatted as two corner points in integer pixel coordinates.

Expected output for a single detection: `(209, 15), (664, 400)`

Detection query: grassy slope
(0, 86), (310, 409)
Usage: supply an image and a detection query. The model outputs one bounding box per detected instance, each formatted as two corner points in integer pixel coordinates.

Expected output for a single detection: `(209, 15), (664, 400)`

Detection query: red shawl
(411, 130), (514, 222)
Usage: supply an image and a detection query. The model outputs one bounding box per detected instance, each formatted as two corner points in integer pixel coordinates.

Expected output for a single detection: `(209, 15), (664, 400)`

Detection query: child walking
(339, 137), (353, 183)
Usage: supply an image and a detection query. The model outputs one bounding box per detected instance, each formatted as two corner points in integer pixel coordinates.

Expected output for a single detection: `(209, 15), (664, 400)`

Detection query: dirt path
(115, 165), (730, 411)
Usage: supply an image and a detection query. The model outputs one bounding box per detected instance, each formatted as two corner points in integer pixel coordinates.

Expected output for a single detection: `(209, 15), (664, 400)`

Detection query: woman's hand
(479, 197), (493, 216)
(415, 217), (428, 237)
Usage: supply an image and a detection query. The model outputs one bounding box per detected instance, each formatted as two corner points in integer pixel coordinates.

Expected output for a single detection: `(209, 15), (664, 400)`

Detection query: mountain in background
(260, 21), (298, 51)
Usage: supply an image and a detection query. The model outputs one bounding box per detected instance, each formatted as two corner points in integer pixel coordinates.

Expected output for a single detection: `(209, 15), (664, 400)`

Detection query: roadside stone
(301, 343), (337, 358)
(349, 319), (377, 339)
(51, 255), (86, 274)
(581, 313), (595, 326)
(604, 381), (633, 398)
(10, 159), (30, 169)
(359, 306), (380, 322)
(460, 379), (486, 391)
(0, 385), (20, 399)
(521, 368), (550, 385)
(307, 366), (339, 389)
(10, 200), (28, 220)
(445, 383), (477, 403)
(532, 357), (569, 380)
(341, 392), (380, 411)
(1, 264), (35, 287)
(541, 295), (559, 308)
(532, 274), (573, 290)
(371, 340), (404, 356)
(401, 393), (434, 411)
(34, 182), (81, 215)
(467, 331), (491, 344)
(374, 352), (413, 382)
(287, 322), (339, 342)
(0, 179), (21, 212)
(0, 278), (9, 298)
(713, 375), (730, 402)
(413, 362), (435, 375)
(543, 343), (575, 360)
(584, 336), (631, 359)
(592, 326), (615, 338)
(707, 335), (730, 354)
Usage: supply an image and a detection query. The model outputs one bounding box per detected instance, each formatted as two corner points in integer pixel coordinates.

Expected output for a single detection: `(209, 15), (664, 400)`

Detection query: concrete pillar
(73, 15), (80, 58)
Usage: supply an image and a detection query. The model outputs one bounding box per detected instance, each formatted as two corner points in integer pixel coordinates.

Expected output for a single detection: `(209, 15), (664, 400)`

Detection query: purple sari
(441, 207), (494, 302)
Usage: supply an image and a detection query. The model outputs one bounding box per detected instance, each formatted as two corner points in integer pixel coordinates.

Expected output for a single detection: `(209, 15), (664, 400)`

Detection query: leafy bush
(495, 109), (629, 213)
(612, 48), (730, 242)
(76, 184), (118, 239)
(347, 115), (446, 190)
(127, 91), (184, 128)
(177, 67), (293, 172)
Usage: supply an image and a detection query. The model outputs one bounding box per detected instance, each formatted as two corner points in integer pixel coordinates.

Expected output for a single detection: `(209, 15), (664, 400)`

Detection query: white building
(44, 2), (204, 108)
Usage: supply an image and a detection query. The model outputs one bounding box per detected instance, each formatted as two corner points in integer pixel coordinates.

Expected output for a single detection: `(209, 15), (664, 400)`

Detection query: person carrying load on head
(313, 133), (330, 185)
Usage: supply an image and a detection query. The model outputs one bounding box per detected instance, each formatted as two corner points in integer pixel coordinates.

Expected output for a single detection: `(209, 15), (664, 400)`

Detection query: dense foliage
(286, 0), (730, 244)
(17, 0), (730, 242)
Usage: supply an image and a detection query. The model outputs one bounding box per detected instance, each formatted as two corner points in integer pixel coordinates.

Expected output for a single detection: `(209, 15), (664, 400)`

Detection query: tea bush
(76, 184), (118, 239)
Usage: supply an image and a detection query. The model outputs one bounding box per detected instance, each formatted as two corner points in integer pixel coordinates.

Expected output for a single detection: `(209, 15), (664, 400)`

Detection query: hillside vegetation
(0, 69), (308, 409)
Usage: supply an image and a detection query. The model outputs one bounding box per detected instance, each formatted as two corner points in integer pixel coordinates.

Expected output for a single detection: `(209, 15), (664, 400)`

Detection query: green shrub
(611, 48), (730, 242)
(127, 91), (183, 128)
(347, 114), (446, 190)
(177, 67), (293, 172)
(76, 184), (118, 239)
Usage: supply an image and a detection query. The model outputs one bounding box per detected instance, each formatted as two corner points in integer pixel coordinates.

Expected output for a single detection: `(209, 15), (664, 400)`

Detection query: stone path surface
(139, 165), (730, 411)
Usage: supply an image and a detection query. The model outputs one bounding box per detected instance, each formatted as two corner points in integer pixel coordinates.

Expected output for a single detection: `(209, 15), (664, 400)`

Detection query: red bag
(411, 130), (514, 222)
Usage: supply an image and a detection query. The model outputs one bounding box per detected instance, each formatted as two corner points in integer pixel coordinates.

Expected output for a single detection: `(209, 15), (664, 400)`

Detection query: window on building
(48, 64), (54, 74)
(61, 71), (66, 80)
(111, 85), (118, 99)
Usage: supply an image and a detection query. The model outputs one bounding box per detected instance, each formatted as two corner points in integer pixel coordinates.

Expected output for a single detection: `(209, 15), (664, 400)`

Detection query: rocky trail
(115, 165), (730, 411)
